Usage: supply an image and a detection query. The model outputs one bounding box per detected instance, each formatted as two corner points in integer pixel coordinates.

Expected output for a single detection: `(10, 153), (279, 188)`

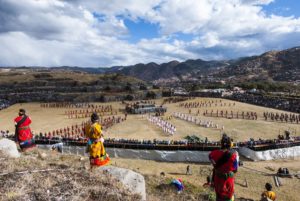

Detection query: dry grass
(1, 148), (300, 200)
(0, 70), (142, 84)
(112, 157), (300, 201)
(145, 175), (212, 201)
(0, 150), (141, 201)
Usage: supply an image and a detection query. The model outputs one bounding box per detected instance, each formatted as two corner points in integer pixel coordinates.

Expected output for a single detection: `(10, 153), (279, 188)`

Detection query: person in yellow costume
(261, 183), (276, 201)
(85, 112), (110, 167)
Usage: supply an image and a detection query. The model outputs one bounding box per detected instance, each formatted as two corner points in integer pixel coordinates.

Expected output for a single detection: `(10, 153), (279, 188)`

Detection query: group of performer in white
(147, 115), (176, 135)
(173, 112), (224, 130)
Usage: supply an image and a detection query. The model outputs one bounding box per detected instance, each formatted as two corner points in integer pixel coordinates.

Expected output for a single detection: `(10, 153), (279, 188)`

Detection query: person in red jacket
(14, 109), (35, 151)
(209, 134), (239, 201)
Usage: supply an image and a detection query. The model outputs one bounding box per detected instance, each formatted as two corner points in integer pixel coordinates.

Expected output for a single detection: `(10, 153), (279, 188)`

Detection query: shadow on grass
(168, 172), (187, 176)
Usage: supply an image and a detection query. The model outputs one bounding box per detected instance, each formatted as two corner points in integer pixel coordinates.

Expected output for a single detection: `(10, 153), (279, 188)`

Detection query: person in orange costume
(209, 134), (239, 201)
(85, 112), (110, 168)
(14, 109), (35, 151)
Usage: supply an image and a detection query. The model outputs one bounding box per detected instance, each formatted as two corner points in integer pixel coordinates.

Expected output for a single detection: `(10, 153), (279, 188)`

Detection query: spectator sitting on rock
(261, 183), (276, 201)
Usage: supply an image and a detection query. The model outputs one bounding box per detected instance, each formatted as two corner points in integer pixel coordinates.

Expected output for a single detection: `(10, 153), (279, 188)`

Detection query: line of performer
(203, 110), (258, 120)
(147, 115), (176, 135)
(179, 100), (236, 108)
(40, 102), (108, 109)
(173, 112), (224, 130)
(264, 112), (300, 124)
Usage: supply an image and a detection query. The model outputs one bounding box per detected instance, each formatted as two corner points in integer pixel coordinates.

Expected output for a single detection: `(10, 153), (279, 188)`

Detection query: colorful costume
(262, 191), (276, 201)
(14, 114), (35, 151)
(209, 149), (238, 201)
(85, 121), (110, 167)
(170, 178), (184, 192)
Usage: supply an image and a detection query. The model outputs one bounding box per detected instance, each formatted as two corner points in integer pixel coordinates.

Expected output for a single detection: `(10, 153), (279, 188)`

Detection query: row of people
(173, 112), (224, 130)
(105, 138), (188, 145)
(46, 116), (126, 139)
(179, 100), (236, 108)
(64, 105), (113, 115)
(162, 97), (189, 104)
(147, 115), (176, 135)
(40, 102), (99, 108)
(263, 112), (300, 124)
(66, 111), (118, 119)
(8, 129), (299, 149)
(203, 110), (258, 120)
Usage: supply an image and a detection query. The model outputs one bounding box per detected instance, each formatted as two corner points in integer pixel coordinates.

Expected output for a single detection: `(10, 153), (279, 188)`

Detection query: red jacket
(209, 149), (238, 200)
(14, 115), (33, 141)
(209, 149), (238, 173)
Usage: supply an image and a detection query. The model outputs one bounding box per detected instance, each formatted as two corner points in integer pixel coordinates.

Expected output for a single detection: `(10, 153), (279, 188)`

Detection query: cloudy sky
(0, 0), (300, 67)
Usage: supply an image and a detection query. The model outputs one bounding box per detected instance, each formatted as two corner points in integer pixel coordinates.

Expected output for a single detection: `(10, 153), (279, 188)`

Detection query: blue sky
(124, 19), (159, 43)
(262, 0), (300, 17)
(123, 0), (300, 44)
(0, 0), (300, 67)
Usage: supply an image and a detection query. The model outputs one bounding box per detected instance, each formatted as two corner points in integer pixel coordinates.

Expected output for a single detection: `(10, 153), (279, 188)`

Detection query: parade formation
(147, 115), (176, 135)
(173, 112), (224, 130)
(0, 97), (299, 201)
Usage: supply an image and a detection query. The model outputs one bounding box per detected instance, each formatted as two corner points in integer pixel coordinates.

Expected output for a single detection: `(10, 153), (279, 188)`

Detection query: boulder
(0, 138), (20, 158)
(100, 166), (146, 201)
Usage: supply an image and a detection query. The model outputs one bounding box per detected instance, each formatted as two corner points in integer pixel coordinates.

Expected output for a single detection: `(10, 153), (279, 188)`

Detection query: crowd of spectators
(1, 128), (299, 151)
(227, 93), (300, 113)
(0, 99), (12, 111)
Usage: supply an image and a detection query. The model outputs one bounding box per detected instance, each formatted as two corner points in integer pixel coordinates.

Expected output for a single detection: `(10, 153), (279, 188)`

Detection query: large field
(0, 97), (299, 142)
(1, 98), (300, 200)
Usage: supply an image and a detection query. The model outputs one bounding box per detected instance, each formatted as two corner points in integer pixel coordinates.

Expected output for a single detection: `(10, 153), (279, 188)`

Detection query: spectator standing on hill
(186, 165), (192, 175)
(85, 113), (110, 168)
(209, 134), (238, 201)
(14, 109), (36, 151)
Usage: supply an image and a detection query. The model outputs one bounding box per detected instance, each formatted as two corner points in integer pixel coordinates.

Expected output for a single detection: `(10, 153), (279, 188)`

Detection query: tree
(146, 91), (156, 99)
(104, 86), (111, 91)
(124, 83), (132, 92)
(139, 85), (147, 90)
(124, 94), (134, 101)
(152, 85), (160, 89)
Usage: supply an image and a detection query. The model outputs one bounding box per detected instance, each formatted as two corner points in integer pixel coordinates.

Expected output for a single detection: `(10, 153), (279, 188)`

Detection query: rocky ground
(1, 145), (300, 201)
(0, 149), (142, 201)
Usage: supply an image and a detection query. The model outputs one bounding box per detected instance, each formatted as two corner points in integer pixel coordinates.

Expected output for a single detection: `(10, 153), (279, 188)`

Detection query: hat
(91, 112), (99, 123)
(265, 183), (272, 191)
(19, 108), (26, 114)
(221, 134), (232, 149)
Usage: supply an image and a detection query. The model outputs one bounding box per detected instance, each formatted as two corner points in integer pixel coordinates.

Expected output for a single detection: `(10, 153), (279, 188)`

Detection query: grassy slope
(0, 149), (141, 201)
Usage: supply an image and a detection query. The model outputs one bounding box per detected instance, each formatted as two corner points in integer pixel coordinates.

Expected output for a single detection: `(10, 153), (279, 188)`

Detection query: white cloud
(240, 0), (275, 5)
(0, 0), (300, 67)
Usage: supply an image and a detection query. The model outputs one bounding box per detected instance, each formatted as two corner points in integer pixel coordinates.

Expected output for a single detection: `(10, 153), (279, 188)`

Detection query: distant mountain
(108, 59), (229, 81)
(2, 47), (299, 82)
(101, 46), (300, 82)
(218, 47), (300, 82)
